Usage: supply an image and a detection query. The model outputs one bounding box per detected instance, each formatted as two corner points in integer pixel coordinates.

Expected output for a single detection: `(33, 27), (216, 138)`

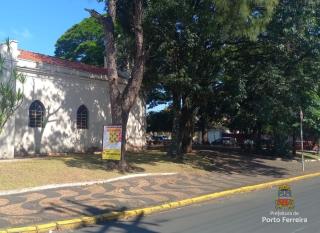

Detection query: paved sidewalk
(0, 156), (319, 229)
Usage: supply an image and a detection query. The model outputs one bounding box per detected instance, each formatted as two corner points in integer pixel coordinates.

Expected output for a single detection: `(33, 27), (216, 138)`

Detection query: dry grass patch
(0, 151), (210, 191)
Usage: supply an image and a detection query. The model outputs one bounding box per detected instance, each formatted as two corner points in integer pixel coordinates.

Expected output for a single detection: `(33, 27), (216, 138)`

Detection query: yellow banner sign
(102, 125), (122, 160)
(102, 149), (121, 160)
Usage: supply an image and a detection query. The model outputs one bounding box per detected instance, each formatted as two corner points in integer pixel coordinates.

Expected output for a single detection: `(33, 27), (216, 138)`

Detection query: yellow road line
(2, 172), (320, 233)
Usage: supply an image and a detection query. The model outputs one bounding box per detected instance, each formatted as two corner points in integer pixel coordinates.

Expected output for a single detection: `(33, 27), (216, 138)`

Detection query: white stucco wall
(127, 95), (147, 150)
(15, 60), (146, 155)
(0, 118), (15, 158)
(14, 61), (111, 155)
(0, 42), (146, 157)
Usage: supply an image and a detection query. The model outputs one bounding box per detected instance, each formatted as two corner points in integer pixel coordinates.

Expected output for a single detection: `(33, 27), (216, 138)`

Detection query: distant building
(193, 129), (224, 144)
(0, 41), (146, 158)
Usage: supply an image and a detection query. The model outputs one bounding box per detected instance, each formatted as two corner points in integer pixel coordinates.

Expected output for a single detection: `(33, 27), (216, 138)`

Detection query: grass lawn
(0, 151), (210, 191)
(296, 151), (320, 160)
(0, 147), (303, 191)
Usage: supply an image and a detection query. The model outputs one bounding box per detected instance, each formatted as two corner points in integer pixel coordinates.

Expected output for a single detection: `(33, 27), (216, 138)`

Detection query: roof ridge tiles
(18, 49), (108, 75)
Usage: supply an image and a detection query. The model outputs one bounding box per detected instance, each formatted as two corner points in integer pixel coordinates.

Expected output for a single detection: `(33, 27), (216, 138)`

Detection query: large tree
(56, 0), (284, 159)
(55, 16), (134, 71)
(55, 17), (105, 66)
(86, 0), (145, 170)
(145, 0), (279, 157)
(220, 0), (320, 154)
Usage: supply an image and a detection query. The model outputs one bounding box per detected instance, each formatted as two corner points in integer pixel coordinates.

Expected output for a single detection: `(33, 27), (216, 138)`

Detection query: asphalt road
(64, 177), (320, 233)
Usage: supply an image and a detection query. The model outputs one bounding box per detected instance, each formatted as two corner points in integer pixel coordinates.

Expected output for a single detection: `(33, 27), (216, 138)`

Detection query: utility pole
(300, 108), (305, 172)
(318, 138), (320, 156)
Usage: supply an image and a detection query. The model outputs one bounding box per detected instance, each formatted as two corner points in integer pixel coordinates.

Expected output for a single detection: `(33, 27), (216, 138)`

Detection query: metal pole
(318, 138), (320, 156)
(300, 108), (305, 172)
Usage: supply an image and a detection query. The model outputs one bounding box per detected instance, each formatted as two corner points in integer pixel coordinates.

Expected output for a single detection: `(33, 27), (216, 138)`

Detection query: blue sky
(1, 1), (168, 113)
(0, 0), (104, 56)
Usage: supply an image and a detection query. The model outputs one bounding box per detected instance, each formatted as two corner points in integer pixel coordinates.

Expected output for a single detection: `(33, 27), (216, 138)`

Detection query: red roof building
(18, 49), (108, 75)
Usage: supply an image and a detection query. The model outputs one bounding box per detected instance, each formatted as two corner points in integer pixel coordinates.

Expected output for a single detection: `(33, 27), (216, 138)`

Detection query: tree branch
(122, 0), (145, 112)
(85, 8), (104, 23)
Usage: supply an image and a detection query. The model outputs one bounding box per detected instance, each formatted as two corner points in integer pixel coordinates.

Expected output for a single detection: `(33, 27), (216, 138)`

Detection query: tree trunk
(292, 130), (296, 156)
(120, 0), (144, 169)
(254, 123), (262, 151)
(181, 115), (194, 153)
(87, 0), (145, 171)
(85, 2), (122, 124)
(106, 1), (122, 125)
(318, 138), (320, 156)
(122, 0), (144, 112)
(200, 115), (209, 144)
(179, 96), (194, 156)
(167, 92), (181, 157)
(202, 130), (208, 144)
(119, 111), (129, 171)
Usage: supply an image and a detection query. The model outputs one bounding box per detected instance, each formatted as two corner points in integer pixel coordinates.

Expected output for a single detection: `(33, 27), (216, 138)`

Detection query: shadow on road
(41, 198), (160, 233)
(81, 214), (159, 233)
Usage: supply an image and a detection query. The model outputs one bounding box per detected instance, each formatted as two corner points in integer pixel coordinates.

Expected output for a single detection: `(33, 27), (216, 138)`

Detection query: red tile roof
(18, 49), (108, 75)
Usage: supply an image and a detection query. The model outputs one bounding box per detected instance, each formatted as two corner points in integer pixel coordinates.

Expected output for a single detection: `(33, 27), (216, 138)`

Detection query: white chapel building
(0, 41), (146, 159)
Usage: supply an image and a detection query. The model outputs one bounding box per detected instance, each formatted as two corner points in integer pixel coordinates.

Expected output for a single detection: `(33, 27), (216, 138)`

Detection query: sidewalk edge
(0, 173), (177, 197)
(2, 172), (320, 233)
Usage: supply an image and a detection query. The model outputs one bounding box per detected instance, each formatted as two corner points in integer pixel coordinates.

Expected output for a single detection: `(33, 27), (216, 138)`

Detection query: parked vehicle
(211, 137), (237, 146)
(147, 135), (171, 145)
(146, 136), (154, 145)
(295, 140), (315, 151)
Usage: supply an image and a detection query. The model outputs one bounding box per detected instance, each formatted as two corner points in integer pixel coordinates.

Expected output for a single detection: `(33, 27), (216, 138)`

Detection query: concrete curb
(2, 172), (320, 233)
(0, 173), (177, 196)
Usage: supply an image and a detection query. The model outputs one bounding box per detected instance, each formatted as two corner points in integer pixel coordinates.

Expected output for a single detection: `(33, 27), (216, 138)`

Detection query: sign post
(102, 125), (122, 161)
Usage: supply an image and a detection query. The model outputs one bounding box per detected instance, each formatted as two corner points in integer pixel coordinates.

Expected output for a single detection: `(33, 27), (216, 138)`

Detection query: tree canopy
(54, 0), (320, 157)
(220, 0), (320, 152)
(143, 0), (279, 155)
(55, 17), (105, 66)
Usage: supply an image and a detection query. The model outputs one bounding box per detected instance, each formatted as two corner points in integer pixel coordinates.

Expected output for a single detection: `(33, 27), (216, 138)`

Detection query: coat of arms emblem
(275, 184), (295, 210)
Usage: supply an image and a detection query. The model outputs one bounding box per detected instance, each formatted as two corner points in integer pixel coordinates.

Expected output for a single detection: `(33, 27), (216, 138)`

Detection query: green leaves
(0, 55), (4, 74)
(0, 41), (25, 133)
(54, 17), (105, 66)
(219, 0), (320, 152)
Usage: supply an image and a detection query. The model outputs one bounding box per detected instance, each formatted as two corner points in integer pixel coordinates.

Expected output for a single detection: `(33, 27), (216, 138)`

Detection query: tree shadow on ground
(42, 198), (160, 233)
(60, 153), (147, 173)
(57, 154), (113, 171)
(129, 148), (289, 178)
(193, 145), (297, 161)
(60, 151), (178, 172)
(81, 214), (160, 233)
(187, 150), (288, 177)
(60, 147), (290, 178)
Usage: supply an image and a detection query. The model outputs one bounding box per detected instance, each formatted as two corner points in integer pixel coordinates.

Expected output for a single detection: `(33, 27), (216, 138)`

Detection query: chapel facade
(0, 41), (146, 158)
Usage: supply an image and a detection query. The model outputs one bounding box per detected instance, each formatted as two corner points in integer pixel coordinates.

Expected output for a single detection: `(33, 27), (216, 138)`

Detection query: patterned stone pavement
(0, 157), (320, 229)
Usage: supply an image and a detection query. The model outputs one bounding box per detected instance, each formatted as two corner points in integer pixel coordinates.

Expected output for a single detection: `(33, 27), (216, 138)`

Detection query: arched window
(29, 100), (45, 128)
(77, 105), (88, 129)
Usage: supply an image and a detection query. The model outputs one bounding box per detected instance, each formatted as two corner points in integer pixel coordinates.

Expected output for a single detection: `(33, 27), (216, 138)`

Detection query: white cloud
(12, 28), (33, 39)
